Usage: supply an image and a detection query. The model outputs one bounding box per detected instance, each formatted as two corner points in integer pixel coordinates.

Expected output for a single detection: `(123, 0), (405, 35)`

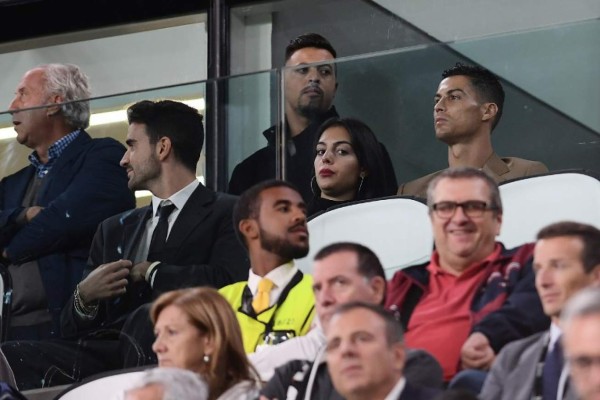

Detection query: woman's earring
(357, 175), (365, 195)
(203, 354), (210, 363)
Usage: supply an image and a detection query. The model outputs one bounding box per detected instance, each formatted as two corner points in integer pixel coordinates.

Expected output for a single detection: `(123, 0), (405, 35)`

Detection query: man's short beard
(259, 227), (309, 260)
(128, 155), (160, 191)
(297, 102), (328, 121)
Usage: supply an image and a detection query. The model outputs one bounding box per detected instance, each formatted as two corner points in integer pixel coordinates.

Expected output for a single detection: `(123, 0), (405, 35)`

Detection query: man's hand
(130, 261), (153, 283)
(78, 259), (132, 304)
(461, 332), (496, 370)
(25, 206), (44, 222)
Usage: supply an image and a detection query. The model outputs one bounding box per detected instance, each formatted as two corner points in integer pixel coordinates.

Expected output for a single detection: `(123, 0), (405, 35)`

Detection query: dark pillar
(206, 0), (230, 191)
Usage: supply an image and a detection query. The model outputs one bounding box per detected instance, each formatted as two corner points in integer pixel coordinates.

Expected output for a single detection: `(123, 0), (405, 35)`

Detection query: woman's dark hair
(312, 117), (390, 201)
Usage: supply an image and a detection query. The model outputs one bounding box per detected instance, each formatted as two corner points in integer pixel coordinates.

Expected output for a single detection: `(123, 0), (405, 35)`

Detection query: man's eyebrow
(447, 88), (466, 95)
(272, 199), (292, 207)
(293, 62), (334, 68)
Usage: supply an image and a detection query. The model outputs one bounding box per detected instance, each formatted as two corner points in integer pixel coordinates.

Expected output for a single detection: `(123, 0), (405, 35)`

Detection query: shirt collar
(151, 179), (199, 216)
(28, 129), (81, 177)
(549, 322), (562, 351)
(384, 377), (406, 400)
(428, 243), (502, 278)
(247, 261), (297, 294)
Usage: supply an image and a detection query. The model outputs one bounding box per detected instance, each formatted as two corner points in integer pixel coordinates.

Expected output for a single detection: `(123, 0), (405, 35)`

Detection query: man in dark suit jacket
(326, 302), (440, 400)
(479, 221), (600, 400)
(0, 63), (135, 340)
(2, 100), (248, 390)
(228, 33), (397, 202)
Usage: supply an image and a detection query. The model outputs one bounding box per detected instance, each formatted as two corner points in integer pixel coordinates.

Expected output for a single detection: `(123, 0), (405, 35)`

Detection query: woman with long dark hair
(309, 117), (395, 216)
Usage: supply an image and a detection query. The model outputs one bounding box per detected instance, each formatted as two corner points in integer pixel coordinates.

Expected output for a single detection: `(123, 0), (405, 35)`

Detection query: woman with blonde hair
(151, 287), (260, 400)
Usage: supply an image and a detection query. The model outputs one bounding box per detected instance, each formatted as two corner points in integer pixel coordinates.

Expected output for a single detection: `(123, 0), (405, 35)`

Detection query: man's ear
(494, 212), (503, 236)
(369, 276), (386, 304)
(481, 102), (498, 123)
(46, 94), (63, 116)
(590, 264), (600, 285)
(392, 342), (406, 372)
(239, 218), (259, 242)
(155, 137), (172, 161)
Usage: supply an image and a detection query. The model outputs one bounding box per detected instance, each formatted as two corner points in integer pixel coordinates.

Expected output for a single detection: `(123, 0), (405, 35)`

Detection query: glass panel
(0, 82), (207, 208)
(222, 69), (280, 195)
(0, 15), (208, 130)
(277, 19), (599, 195)
(230, 0), (437, 76)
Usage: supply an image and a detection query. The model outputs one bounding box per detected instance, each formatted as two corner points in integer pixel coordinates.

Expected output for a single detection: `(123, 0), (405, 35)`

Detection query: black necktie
(147, 201), (176, 261)
(542, 337), (564, 400)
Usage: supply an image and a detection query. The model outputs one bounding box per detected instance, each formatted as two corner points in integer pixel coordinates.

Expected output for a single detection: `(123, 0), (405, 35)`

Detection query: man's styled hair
(233, 179), (301, 248)
(426, 167), (502, 215)
(38, 63), (91, 129)
(537, 221), (600, 273)
(442, 62), (505, 130)
(332, 302), (403, 345)
(126, 367), (209, 400)
(127, 100), (204, 173)
(561, 287), (600, 329)
(314, 242), (386, 297)
(285, 33), (337, 63)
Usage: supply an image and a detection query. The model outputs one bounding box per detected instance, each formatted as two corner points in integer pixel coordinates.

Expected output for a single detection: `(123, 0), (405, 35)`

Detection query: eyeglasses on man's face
(430, 200), (498, 218)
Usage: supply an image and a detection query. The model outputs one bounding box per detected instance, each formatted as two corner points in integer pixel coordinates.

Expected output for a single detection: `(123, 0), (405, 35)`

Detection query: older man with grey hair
(561, 287), (600, 400)
(0, 63), (134, 341)
(124, 368), (209, 400)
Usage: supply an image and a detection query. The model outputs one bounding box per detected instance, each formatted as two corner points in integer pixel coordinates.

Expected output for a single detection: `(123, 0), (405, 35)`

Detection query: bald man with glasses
(386, 167), (549, 385)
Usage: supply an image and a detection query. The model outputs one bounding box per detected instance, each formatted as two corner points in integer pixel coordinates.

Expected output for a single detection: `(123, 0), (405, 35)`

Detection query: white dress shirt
(136, 179), (199, 284)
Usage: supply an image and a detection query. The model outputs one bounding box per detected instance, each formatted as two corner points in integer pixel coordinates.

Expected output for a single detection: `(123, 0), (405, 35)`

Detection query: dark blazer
(60, 183), (249, 337)
(0, 131), (135, 335)
(400, 382), (440, 400)
(480, 331), (578, 400)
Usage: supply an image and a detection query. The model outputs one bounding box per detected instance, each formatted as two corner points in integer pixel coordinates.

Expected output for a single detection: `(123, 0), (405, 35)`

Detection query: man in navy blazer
(326, 302), (440, 400)
(0, 63), (135, 340)
(2, 99), (249, 390)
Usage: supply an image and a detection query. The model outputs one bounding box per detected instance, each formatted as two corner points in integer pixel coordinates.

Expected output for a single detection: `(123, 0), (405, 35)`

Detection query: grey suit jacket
(397, 152), (549, 198)
(480, 331), (578, 400)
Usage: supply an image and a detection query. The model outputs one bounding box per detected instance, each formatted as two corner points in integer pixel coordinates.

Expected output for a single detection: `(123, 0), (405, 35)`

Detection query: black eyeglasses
(431, 201), (498, 218)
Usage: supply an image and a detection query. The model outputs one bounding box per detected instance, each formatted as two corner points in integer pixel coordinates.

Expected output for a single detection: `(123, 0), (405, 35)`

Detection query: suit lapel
(513, 332), (548, 399)
(482, 152), (510, 179)
(122, 207), (152, 261)
(165, 184), (215, 251)
(11, 167), (36, 206)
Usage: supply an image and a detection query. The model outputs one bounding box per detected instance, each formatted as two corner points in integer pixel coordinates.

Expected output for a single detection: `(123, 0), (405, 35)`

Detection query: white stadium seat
(296, 196), (434, 278)
(498, 170), (600, 248)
